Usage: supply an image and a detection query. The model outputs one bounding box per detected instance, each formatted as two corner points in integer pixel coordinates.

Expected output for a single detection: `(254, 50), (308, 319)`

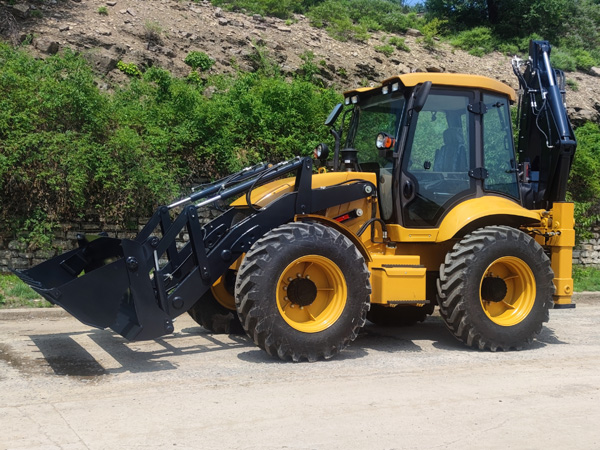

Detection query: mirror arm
(331, 128), (341, 171)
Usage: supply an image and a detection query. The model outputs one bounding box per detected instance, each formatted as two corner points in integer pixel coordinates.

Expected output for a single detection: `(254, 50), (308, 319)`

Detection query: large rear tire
(188, 270), (243, 334)
(437, 226), (554, 351)
(235, 222), (371, 361)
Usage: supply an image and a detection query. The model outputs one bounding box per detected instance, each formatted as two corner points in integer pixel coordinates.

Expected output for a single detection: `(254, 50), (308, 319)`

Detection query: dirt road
(1, 294), (599, 450)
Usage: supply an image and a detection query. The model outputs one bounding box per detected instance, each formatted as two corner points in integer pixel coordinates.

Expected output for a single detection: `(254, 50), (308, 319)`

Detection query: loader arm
(15, 157), (376, 341)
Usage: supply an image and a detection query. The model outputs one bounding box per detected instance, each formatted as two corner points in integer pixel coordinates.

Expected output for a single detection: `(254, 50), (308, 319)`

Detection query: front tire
(235, 222), (371, 361)
(437, 226), (554, 351)
(188, 270), (243, 334)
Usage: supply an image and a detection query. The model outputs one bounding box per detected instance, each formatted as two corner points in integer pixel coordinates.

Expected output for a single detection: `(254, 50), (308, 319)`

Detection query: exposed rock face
(34, 38), (59, 55)
(2, 0), (599, 123)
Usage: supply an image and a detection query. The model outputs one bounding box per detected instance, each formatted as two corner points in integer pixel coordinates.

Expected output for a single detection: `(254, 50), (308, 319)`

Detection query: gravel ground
(0, 293), (599, 449)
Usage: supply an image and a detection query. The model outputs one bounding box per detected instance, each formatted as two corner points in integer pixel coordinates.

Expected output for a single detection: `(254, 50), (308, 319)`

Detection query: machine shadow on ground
(20, 314), (564, 376)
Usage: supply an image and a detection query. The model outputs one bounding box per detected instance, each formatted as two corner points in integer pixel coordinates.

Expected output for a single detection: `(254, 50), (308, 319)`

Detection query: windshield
(346, 93), (406, 169)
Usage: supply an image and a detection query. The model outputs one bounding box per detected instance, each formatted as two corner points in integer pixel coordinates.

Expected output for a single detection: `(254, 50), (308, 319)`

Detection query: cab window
(482, 93), (519, 199)
(401, 91), (474, 227)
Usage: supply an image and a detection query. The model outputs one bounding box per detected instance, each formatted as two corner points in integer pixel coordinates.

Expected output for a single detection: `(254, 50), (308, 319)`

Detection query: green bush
(298, 51), (321, 83)
(307, 0), (420, 42)
(0, 44), (341, 247)
(451, 26), (495, 56)
(572, 48), (596, 71)
(566, 79), (579, 91)
(211, 0), (299, 19)
(184, 51), (215, 72)
(569, 122), (600, 240)
(374, 44), (394, 57)
(420, 17), (446, 50)
(388, 36), (410, 52)
(308, 1), (369, 42)
(117, 61), (143, 77)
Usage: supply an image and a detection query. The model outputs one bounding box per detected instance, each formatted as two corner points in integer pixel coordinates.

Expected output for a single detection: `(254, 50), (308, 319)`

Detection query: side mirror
(413, 81), (432, 113)
(325, 103), (343, 126)
(376, 132), (396, 150)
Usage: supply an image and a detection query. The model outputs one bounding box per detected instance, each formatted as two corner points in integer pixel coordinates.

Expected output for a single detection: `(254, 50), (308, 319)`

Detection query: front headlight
(313, 143), (330, 160)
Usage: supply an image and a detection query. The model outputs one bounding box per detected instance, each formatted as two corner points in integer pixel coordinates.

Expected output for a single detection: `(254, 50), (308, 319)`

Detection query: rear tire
(235, 222), (371, 361)
(437, 226), (554, 351)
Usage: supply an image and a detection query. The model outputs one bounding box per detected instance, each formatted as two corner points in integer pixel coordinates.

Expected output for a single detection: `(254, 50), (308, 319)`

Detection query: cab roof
(344, 73), (517, 102)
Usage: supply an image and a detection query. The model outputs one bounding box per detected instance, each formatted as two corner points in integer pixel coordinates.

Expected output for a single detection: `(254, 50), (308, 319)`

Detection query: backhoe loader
(16, 40), (576, 361)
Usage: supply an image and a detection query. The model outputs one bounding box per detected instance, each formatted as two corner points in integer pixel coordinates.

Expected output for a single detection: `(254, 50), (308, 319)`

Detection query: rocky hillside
(4, 0), (600, 124)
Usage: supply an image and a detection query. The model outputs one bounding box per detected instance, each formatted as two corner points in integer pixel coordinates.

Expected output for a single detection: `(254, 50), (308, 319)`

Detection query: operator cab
(320, 73), (520, 228)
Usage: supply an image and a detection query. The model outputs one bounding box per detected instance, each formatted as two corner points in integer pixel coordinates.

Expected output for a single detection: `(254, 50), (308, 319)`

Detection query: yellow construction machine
(16, 40), (576, 361)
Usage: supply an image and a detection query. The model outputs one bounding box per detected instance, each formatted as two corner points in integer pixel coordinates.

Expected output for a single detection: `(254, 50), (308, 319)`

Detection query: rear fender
(437, 197), (543, 241)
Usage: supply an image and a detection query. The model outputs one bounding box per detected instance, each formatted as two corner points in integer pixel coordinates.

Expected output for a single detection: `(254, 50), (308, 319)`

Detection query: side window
(402, 92), (473, 227)
(483, 93), (519, 199)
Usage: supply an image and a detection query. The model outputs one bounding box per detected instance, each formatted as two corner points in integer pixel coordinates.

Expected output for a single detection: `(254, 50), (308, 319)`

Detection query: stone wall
(0, 219), (143, 273)
(2, 220), (599, 273)
(0, 209), (218, 273)
(573, 226), (600, 267)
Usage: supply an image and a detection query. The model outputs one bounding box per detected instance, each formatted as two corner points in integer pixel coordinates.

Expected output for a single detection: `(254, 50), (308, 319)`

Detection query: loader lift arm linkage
(15, 157), (376, 341)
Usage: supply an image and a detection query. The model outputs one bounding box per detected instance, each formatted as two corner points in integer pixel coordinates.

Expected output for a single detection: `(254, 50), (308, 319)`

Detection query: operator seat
(433, 128), (468, 172)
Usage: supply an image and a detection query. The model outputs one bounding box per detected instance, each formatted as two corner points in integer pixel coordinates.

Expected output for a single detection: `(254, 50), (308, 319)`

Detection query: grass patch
(573, 266), (600, 292)
(0, 274), (53, 308)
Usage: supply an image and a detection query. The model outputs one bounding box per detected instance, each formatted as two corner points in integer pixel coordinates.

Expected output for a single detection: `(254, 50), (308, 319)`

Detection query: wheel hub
(481, 276), (508, 303)
(287, 277), (318, 307)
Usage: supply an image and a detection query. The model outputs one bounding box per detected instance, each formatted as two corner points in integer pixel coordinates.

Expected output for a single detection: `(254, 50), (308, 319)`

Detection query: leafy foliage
(568, 122), (600, 238)
(211, 0), (301, 19)
(374, 44), (394, 57)
(426, 0), (600, 68)
(117, 61), (142, 77)
(388, 36), (410, 52)
(184, 51), (215, 71)
(306, 0), (421, 42)
(0, 44), (340, 246)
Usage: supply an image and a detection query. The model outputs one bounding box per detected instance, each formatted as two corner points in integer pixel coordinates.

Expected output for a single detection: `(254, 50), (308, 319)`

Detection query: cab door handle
(403, 180), (414, 199)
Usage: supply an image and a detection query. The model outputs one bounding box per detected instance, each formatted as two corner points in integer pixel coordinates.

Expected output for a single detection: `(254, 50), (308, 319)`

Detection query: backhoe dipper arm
(513, 40), (576, 209)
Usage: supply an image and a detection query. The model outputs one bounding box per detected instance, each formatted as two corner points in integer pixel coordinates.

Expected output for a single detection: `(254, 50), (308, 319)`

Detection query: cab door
(398, 89), (477, 228)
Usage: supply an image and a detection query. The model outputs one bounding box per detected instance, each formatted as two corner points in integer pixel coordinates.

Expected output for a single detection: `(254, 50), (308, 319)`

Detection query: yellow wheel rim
(276, 255), (347, 333)
(211, 274), (236, 311)
(480, 256), (536, 326)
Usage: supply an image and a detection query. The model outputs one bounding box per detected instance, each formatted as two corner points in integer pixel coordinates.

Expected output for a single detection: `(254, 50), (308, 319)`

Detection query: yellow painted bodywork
(369, 254), (427, 305)
(345, 73), (517, 102)
(526, 202), (575, 306)
(230, 171), (378, 245)
(230, 171), (377, 208)
(386, 196), (543, 243)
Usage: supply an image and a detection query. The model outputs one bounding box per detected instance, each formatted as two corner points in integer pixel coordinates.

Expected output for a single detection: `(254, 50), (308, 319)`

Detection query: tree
(425, 0), (571, 40)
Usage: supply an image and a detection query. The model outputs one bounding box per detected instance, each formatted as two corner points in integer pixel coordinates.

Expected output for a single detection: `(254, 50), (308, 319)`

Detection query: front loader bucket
(14, 236), (130, 329)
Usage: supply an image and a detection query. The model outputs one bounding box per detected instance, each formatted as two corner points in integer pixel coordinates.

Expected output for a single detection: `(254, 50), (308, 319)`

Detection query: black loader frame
(15, 157), (376, 341)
